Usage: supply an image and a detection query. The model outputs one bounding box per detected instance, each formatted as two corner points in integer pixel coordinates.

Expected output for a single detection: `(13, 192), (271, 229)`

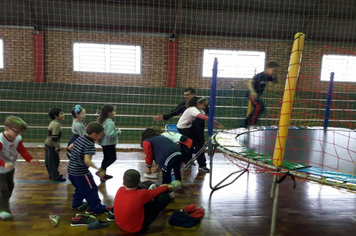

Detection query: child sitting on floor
(114, 169), (180, 233)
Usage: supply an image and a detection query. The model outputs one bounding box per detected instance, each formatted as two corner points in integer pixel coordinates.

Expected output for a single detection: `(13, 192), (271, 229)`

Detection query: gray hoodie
(98, 118), (122, 146)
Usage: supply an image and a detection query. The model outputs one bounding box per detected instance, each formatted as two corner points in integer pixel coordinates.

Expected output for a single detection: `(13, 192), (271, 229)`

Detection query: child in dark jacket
(141, 128), (182, 185)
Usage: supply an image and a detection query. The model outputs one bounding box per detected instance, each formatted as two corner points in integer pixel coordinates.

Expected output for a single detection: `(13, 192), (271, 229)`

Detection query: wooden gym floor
(1, 151), (356, 236)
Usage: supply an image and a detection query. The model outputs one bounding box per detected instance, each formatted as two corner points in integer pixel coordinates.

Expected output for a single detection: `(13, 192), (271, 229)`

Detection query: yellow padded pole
(247, 101), (253, 116)
(273, 33), (305, 167)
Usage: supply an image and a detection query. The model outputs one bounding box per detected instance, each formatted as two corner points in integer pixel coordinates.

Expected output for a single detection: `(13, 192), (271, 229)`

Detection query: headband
(197, 97), (206, 102)
(74, 105), (83, 114)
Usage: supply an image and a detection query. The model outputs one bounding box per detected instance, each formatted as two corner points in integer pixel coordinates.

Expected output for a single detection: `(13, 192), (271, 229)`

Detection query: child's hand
(154, 167), (160, 173)
(30, 159), (41, 165)
(68, 144), (74, 151)
(153, 115), (163, 121)
(116, 128), (122, 135)
(4, 162), (14, 170)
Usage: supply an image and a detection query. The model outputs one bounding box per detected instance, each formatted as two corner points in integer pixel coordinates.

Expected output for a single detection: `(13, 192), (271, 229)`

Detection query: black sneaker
(93, 206), (113, 216)
(85, 206), (93, 215)
(70, 215), (97, 226)
(198, 167), (210, 173)
(107, 209), (115, 222)
(54, 177), (66, 182)
(102, 206), (113, 215)
(71, 202), (89, 211)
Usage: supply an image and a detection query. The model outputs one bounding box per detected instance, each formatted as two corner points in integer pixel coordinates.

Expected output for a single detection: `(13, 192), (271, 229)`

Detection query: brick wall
(1, 28), (356, 93)
(0, 28), (34, 82)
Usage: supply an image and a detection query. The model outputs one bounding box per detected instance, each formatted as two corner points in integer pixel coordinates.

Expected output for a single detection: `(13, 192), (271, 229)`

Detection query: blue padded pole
(208, 58), (218, 136)
(323, 72), (334, 130)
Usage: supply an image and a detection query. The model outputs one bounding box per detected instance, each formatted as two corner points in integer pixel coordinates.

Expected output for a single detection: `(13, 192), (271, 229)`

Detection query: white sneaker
(143, 172), (159, 179)
(0, 211), (12, 219)
(170, 180), (181, 191)
(148, 183), (157, 190)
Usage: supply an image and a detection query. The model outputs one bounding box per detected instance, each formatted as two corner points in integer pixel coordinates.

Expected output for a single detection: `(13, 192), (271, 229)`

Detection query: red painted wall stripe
(33, 31), (45, 82)
(166, 39), (178, 87)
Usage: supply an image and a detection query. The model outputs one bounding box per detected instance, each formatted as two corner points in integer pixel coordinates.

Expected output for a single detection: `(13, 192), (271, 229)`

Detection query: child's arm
(0, 143), (13, 169)
(68, 143), (74, 151)
(105, 120), (121, 138)
(196, 113), (222, 128)
(51, 123), (62, 152)
(247, 79), (258, 98)
(17, 140), (40, 165)
(142, 140), (154, 174)
(141, 185), (169, 203)
(84, 154), (105, 177)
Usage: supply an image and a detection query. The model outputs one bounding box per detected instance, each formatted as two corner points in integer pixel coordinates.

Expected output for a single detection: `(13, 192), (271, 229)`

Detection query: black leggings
(101, 145), (117, 171)
(178, 128), (207, 168)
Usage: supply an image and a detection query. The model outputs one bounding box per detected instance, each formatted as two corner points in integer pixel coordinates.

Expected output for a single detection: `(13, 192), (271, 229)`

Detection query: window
(0, 38), (4, 69)
(73, 42), (141, 74)
(202, 49), (265, 78)
(321, 55), (356, 82)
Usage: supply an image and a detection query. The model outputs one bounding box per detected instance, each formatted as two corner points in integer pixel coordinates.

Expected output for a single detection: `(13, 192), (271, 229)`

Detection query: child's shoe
(107, 209), (115, 222)
(70, 215), (97, 226)
(71, 202), (89, 211)
(0, 211), (12, 220)
(170, 180), (181, 190)
(143, 172), (159, 179)
(198, 167), (210, 173)
(85, 206), (93, 215)
(93, 206), (113, 216)
(148, 183), (157, 190)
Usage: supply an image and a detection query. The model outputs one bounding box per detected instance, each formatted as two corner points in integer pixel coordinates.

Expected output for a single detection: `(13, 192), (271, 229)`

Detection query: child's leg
(76, 173), (105, 214)
(69, 175), (85, 208)
(172, 156), (182, 181)
(162, 155), (181, 184)
(139, 192), (170, 233)
(247, 97), (262, 125)
(45, 145), (61, 180)
(44, 145), (51, 178)
(180, 145), (191, 164)
(101, 145), (117, 171)
(0, 170), (14, 212)
(161, 170), (172, 184)
(190, 131), (207, 168)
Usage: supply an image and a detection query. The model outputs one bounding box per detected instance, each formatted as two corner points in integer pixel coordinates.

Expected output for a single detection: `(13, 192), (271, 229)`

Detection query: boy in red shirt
(114, 169), (178, 233)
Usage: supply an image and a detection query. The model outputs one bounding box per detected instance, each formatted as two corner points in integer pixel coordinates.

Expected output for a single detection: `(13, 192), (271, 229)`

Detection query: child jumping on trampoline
(240, 61), (279, 128)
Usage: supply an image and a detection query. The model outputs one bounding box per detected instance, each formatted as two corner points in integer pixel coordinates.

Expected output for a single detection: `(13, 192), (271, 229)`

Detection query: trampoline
(212, 126), (356, 190)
